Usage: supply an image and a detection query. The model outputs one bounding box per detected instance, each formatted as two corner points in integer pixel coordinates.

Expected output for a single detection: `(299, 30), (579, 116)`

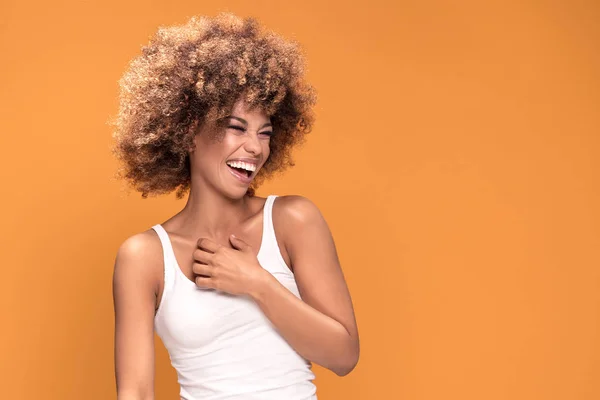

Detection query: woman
(111, 13), (359, 400)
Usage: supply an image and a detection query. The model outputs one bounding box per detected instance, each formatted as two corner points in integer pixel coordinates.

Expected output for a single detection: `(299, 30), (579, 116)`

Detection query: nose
(243, 131), (262, 156)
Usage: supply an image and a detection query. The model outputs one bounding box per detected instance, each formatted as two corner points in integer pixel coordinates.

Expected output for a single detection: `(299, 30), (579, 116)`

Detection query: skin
(112, 98), (360, 399)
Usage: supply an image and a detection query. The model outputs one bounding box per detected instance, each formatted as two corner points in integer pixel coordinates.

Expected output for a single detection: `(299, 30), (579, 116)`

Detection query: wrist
(248, 268), (274, 302)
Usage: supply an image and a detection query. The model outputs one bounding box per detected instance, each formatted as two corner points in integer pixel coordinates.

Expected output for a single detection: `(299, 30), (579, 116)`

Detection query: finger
(197, 237), (221, 253)
(229, 234), (251, 252)
(193, 248), (213, 264)
(192, 262), (212, 277)
(194, 276), (215, 290)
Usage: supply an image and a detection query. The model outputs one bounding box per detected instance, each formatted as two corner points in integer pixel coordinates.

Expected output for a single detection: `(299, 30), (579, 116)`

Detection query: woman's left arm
(249, 195), (360, 376)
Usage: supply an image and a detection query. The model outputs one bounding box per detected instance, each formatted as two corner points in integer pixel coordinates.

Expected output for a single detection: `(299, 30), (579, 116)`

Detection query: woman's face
(190, 98), (273, 199)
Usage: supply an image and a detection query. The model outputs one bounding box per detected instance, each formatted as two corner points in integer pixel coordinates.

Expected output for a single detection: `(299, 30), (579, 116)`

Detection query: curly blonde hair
(109, 13), (317, 199)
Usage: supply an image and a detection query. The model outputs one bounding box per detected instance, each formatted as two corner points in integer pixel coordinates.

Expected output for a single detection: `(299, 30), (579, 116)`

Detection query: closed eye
(228, 126), (274, 137)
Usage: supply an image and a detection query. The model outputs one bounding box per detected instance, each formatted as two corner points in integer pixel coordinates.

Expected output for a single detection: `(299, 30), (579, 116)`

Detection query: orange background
(1, 0), (599, 399)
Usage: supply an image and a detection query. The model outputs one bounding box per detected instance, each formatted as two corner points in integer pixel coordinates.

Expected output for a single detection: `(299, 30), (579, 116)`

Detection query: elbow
(332, 355), (358, 377)
(332, 341), (360, 377)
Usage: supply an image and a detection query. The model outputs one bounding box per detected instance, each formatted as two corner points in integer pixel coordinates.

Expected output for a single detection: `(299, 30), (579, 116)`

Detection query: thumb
(229, 234), (251, 252)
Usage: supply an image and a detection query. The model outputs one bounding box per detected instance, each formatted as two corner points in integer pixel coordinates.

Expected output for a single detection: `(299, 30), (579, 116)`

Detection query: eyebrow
(225, 116), (272, 129)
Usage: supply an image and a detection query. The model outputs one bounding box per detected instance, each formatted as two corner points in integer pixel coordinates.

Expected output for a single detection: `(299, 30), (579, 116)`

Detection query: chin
(221, 185), (251, 201)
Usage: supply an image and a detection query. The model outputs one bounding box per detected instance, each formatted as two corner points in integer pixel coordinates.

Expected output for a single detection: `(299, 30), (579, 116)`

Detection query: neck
(173, 181), (253, 240)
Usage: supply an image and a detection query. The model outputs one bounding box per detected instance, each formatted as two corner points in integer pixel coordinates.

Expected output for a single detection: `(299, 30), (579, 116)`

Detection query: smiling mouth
(229, 165), (252, 177)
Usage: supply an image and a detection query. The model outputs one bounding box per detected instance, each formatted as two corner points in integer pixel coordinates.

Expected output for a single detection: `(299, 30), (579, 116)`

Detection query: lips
(226, 163), (253, 184)
(227, 157), (260, 165)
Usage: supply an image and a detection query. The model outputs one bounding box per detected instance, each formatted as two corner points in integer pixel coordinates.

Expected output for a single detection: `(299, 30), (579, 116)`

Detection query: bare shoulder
(115, 229), (163, 272)
(113, 228), (163, 299)
(272, 194), (324, 225)
(272, 195), (330, 263)
(117, 229), (161, 258)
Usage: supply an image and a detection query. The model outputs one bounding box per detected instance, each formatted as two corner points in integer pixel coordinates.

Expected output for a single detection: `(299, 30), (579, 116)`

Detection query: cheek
(198, 133), (232, 158)
(260, 142), (271, 165)
(190, 143), (222, 173)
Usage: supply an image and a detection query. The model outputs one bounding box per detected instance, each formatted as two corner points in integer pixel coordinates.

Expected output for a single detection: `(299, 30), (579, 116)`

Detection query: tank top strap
(151, 224), (176, 298)
(262, 195), (279, 243)
(260, 194), (294, 274)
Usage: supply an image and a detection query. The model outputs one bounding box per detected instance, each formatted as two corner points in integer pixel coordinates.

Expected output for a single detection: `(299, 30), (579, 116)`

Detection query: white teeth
(226, 160), (256, 172)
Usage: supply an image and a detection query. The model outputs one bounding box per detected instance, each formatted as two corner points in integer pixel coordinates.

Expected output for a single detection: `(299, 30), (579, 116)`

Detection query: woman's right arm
(112, 232), (162, 400)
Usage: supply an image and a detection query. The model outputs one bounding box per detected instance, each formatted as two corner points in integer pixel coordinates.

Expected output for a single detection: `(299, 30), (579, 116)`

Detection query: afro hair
(109, 12), (317, 199)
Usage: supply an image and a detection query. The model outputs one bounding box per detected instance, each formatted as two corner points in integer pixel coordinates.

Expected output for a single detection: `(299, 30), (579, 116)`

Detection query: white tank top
(151, 195), (318, 400)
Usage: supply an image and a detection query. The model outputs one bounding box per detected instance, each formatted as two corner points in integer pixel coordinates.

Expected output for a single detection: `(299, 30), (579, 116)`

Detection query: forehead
(229, 98), (270, 121)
